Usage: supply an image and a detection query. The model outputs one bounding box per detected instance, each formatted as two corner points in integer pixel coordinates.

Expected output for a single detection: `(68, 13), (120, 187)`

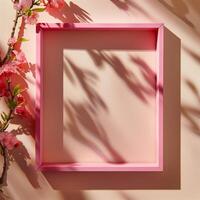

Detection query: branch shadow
(63, 56), (127, 163)
(110, 0), (153, 19)
(158, 0), (199, 32)
(62, 45), (159, 163)
(104, 54), (151, 101)
(181, 79), (200, 135)
(64, 57), (107, 110)
(87, 50), (156, 103)
(9, 143), (40, 188)
(183, 46), (200, 64)
(46, 1), (92, 23)
(64, 101), (126, 163)
(158, 0), (194, 27)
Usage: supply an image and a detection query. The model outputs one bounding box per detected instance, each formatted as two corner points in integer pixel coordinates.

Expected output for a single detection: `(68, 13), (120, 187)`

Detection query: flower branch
(2, 12), (20, 65)
(0, 0), (65, 197)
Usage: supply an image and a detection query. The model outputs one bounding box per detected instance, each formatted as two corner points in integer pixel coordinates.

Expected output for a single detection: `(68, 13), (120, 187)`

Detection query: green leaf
(31, 7), (46, 12)
(1, 114), (5, 121)
(3, 123), (9, 130)
(7, 99), (17, 110)
(19, 37), (29, 42)
(26, 9), (32, 16)
(1, 112), (8, 121)
(13, 84), (21, 96)
(33, 0), (41, 5)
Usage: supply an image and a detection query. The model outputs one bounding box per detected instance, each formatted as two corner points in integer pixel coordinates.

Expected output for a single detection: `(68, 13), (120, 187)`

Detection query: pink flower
(47, 0), (64, 9)
(0, 79), (6, 91)
(24, 11), (39, 25)
(0, 132), (21, 150)
(16, 94), (24, 104)
(8, 37), (17, 46)
(13, 0), (33, 11)
(0, 62), (18, 77)
(13, 50), (27, 64)
(15, 106), (26, 116)
(0, 79), (8, 97)
(0, 51), (27, 78)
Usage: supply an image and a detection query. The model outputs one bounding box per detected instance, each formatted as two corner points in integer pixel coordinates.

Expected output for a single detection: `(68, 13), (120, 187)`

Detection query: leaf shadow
(63, 57), (126, 163)
(64, 101), (126, 163)
(64, 57), (107, 110)
(87, 50), (157, 103)
(9, 143), (40, 189)
(181, 79), (200, 135)
(46, 1), (92, 23)
(110, 0), (153, 19)
(63, 50), (158, 163)
(183, 46), (200, 64)
(158, 0), (195, 28)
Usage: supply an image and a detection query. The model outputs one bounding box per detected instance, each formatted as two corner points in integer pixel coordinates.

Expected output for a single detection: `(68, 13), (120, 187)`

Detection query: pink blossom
(8, 37), (17, 46)
(16, 94), (24, 104)
(15, 106), (26, 116)
(0, 89), (9, 97)
(24, 11), (39, 25)
(13, 0), (33, 11)
(0, 62), (18, 77)
(0, 132), (21, 150)
(0, 79), (6, 91)
(0, 51), (27, 78)
(0, 79), (8, 97)
(13, 50), (27, 64)
(47, 0), (64, 9)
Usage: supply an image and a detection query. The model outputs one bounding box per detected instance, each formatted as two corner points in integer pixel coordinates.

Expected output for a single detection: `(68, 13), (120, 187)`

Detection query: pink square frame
(36, 23), (164, 172)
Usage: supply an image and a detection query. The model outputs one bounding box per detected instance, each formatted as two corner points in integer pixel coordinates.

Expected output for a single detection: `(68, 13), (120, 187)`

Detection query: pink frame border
(36, 23), (164, 171)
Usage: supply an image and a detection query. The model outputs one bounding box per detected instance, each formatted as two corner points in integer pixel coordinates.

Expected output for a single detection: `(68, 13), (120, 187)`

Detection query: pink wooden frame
(36, 23), (164, 171)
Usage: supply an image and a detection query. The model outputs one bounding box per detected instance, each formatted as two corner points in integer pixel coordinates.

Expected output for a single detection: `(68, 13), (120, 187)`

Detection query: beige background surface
(0, 0), (200, 199)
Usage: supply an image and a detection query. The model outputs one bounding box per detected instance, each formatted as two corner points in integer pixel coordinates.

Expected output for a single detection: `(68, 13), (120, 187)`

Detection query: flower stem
(0, 109), (13, 132)
(0, 145), (8, 186)
(0, 81), (15, 185)
(1, 11), (20, 65)
(0, 79), (15, 131)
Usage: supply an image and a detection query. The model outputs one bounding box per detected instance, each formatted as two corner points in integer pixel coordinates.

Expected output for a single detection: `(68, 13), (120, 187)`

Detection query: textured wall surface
(0, 0), (200, 199)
